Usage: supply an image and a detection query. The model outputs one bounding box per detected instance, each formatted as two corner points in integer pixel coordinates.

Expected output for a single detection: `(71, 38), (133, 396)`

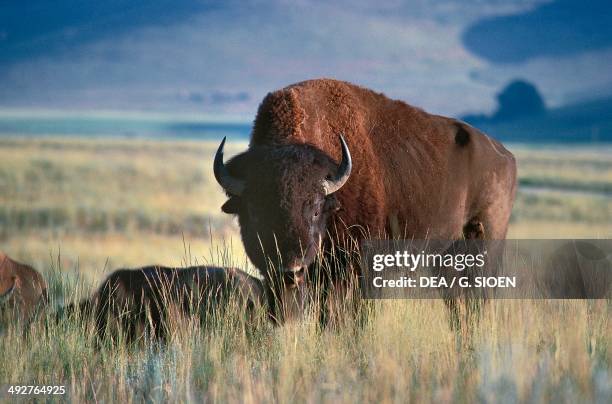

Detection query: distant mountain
(463, 97), (612, 143)
(463, 79), (547, 125)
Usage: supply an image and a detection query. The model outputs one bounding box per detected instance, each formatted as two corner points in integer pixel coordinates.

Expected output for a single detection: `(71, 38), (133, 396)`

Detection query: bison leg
(442, 218), (488, 332)
(316, 272), (364, 330)
(94, 302), (109, 341)
(149, 303), (166, 341)
(331, 278), (367, 329)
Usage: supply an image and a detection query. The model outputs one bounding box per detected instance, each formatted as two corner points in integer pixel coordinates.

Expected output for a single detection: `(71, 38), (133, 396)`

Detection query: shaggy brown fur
(221, 79), (517, 321)
(63, 265), (297, 341)
(252, 79), (516, 240)
(0, 252), (47, 324)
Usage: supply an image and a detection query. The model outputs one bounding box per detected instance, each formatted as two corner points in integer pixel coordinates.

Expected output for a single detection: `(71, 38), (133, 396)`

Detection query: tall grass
(0, 138), (610, 402)
(0, 271), (609, 402)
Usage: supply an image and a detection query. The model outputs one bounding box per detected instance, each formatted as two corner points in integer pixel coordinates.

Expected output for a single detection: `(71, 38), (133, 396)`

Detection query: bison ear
(221, 197), (241, 214)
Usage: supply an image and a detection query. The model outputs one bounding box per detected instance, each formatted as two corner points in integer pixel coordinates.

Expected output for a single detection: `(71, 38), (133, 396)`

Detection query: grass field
(0, 137), (610, 402)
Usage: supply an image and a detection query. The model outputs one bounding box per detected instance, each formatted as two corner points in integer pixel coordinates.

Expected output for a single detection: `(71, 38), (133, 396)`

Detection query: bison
(0, 252), (47, 325)
(63, 265), (299, 342)
(213, 78), (517, 323)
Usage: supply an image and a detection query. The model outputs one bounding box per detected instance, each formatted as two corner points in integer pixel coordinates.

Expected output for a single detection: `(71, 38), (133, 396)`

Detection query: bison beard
(214, 79), (517, 326)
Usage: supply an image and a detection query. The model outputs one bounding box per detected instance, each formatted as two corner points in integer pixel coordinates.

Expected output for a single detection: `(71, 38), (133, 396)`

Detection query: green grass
(0, 137), (610, 402)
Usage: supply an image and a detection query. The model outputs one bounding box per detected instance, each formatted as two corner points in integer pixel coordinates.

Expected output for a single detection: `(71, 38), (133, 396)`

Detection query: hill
(463, 97), (612, 143)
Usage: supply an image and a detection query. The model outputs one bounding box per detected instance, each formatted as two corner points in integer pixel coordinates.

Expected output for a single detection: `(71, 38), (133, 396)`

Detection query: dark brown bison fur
(61, 265), (266, 342)
(0, 252), (47, 325)
(220, 79), (517, 323)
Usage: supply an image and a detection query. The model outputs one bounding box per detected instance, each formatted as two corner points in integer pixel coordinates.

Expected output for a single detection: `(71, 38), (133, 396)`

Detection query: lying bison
(213, 78), (517, 323)
(63, 265), (299, 342)
(0, 252), (47, 325)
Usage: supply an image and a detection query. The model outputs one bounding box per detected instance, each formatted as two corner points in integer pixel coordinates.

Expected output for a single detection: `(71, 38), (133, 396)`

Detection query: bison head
(214, 136), (351, 293)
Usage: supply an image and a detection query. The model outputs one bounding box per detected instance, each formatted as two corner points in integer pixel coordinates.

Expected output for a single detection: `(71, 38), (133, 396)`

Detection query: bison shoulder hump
(253, 89), (305, 143)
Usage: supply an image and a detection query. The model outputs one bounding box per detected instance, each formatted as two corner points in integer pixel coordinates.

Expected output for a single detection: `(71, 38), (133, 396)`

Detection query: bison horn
(214, 137), (245, 196)
(323, 134), (352, 195)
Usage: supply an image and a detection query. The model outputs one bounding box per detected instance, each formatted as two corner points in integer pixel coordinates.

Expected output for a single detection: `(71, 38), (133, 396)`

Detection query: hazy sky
(1, 0), (610, 118)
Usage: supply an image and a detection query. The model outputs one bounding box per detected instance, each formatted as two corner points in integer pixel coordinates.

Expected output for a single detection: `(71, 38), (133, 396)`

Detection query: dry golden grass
(0, 137), (252, 281)
(515, 145), (612, 193)
(0, 296), (608, 402)
(0, 137), (610, 402)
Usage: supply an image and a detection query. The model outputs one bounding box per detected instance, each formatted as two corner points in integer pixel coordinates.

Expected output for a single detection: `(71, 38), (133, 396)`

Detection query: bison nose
(282, 266), (306, 287)
(282, 264), (303, 273)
